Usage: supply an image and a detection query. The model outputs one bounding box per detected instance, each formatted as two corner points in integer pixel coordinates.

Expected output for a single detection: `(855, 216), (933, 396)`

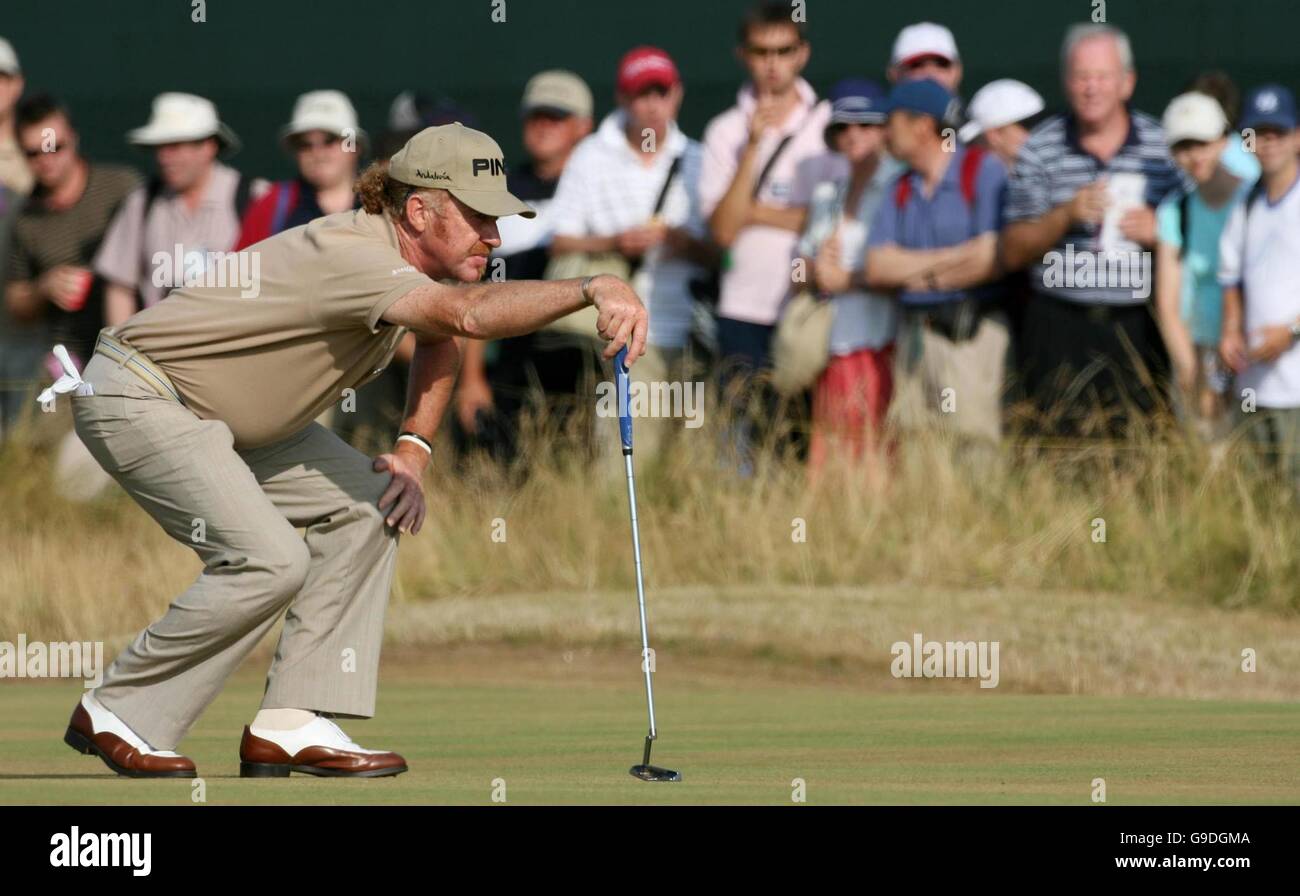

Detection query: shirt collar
(1063, 106), (1140, 157)
(596, 110), (686, 160)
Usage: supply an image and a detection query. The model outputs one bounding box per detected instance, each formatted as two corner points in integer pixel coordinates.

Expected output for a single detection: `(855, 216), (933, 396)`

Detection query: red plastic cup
(66, 270), (93, 312)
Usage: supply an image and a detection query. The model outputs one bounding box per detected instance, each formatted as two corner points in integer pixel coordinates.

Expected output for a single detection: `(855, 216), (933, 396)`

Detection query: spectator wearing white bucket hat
(94, 92), (257, 323)
(958, 79), (1045, 166)
(236, 90), (366, 249)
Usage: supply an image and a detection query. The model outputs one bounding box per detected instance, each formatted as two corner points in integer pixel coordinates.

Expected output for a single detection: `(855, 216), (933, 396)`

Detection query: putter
(615, 346), (680, 783)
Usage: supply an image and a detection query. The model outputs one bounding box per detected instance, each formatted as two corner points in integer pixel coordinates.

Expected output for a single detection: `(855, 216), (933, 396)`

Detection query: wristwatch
(581, 275), (598, 305)
(1290, 319), (1300, 342)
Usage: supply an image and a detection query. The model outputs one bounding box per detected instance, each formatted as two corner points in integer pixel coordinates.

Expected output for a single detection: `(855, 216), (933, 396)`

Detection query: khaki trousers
(889, 311), (1010, 443)
(71, 352), (399, 751)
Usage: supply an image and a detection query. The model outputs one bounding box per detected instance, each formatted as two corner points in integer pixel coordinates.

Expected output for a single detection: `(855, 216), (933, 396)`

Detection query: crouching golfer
(60, 123), (648, 778)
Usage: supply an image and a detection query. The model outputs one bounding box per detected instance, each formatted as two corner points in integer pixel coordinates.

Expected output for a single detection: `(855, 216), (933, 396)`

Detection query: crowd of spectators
(2, 1), (1299, 496)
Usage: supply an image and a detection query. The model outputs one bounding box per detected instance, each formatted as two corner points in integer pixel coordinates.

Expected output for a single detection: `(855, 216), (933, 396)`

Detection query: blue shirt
(866, 144), (1007, 306)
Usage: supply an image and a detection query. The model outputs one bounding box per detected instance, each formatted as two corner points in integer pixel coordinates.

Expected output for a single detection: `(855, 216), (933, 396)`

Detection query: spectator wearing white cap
(0, 36), (32, 197)
(888, 22), (962, 94)
(959, 80), (1045, 167)
(94, 92), (256, 323)
(1154, 92), (1254, 438)
(235, 90), (366, 249)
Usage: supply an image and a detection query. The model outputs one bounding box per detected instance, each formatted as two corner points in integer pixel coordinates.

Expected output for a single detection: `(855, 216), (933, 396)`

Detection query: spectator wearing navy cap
(865, 78), (1010, 449)
(1219, 85), (1300, 493)
(790, 78), (902, 482)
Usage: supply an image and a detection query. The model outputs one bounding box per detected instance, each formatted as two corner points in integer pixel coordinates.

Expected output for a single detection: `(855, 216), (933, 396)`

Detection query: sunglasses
(293, 134), (342, 152)
(903, 55), (953, 71)
(745, 43), (801, 59)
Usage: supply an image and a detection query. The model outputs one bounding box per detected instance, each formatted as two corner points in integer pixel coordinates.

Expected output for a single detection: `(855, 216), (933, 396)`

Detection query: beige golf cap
(0, 37), (20, 75)
(521, 70), (593, 119)
(128, 92), (241, 154)
(1162, 92), (1229, 145)
(280, 89), (368, 152)
(387, 122), (536, 218)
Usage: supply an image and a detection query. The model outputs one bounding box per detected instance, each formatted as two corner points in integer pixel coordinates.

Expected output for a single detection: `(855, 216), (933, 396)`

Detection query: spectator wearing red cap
(699, 1), (830, 473)
(548, 46), (714, 460)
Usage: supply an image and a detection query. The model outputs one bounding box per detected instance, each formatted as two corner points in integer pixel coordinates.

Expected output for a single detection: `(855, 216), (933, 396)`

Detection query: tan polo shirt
(93, 162), (244, 308)
(111, 209), (431, 449)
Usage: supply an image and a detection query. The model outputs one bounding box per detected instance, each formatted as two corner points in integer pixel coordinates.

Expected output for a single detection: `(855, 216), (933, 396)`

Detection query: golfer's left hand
(373, 445), (427, 535)
(587, 274), (649, 364)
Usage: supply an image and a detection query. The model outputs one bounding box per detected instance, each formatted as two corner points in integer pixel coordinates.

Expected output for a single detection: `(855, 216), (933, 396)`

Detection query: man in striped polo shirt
(1003, 23), (1188, 438)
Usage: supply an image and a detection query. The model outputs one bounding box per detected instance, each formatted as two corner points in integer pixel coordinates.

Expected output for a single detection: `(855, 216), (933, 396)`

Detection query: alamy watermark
(1041, 244), (1151, 300)
(151, 243), (261, 298)
(890, 632), (1000, 688)
(0, 634), (103, 687)
(595, 378), (705, 429)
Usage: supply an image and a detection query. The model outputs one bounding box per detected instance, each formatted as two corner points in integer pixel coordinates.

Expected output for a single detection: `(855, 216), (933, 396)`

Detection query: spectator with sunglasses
(5, 93), (140, 494)
(235, 91), (366, 249)
(700, 0), (831, 473)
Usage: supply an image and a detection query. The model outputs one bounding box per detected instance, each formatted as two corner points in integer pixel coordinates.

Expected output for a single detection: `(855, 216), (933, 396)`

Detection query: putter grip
(615, 346), (633, 452)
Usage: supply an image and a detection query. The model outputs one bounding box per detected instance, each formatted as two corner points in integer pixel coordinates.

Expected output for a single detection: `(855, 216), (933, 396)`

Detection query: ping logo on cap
(472, 157), (506, 177)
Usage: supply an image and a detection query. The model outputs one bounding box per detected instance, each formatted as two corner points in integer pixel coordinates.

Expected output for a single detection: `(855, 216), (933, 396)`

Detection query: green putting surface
(2, 647), (1298, 805)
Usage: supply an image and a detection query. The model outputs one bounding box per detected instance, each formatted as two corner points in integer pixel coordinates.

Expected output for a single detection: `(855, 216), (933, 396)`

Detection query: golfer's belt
(93, 331), (185, 405)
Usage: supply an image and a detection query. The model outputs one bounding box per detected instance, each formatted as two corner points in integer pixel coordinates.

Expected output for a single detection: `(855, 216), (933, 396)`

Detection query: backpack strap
(752, 134), (795, 199)
(1177, 191), (1192, 260)
(958, 145), (986, 206)
(233, 173), (252, 219)
(269, 180), (298, 235)
(893, 173), (912, 209)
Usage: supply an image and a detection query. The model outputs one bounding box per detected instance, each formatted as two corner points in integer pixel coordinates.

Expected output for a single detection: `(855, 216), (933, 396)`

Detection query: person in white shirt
(548, 46), (714, 459)
(1219, 84), (1300, 492)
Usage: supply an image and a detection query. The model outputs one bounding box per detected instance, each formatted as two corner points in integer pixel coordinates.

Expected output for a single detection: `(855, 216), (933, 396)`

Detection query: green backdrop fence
(4, 0), (1298, 179)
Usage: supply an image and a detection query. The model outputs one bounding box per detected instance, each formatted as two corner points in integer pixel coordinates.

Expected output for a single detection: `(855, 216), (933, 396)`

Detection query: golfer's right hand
(587, 274), (649, 364)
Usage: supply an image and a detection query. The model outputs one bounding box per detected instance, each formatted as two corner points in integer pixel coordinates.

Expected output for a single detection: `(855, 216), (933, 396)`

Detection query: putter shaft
(624, 451), (657, 743)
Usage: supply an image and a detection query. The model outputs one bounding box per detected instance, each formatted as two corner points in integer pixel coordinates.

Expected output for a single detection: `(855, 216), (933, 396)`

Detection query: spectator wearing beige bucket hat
(236, 90), (366, 249)
(94, 92), (257, 324)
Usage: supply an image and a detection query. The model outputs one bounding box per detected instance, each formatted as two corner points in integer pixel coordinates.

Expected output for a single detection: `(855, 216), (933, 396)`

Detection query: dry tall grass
(2, 391), (1295, 654)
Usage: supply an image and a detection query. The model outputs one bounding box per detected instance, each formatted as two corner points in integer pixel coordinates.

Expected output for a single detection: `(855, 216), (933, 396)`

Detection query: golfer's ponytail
(356, 161), (446, 221)
(357, 161), (401, 216)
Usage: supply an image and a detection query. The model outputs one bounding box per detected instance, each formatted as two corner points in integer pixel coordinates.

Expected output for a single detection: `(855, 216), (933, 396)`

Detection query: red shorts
(809, 345), (894, 469)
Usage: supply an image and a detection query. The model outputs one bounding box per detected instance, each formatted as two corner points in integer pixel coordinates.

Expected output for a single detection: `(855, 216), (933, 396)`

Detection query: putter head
(630, 764), (681, 782)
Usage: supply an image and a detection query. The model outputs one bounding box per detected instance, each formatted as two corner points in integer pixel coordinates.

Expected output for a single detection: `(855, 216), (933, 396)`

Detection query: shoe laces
(318, 714), (363, 751)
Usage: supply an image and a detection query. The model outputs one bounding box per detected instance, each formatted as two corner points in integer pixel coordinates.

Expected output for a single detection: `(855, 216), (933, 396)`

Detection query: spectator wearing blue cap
(1219, 85), (1300, 493)
(789, 78), (902, 481)
(864, 77), (1010, 448)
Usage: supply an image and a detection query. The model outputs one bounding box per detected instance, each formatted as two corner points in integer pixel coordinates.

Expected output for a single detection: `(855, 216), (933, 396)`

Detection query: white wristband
(397, 433), (432, 456)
